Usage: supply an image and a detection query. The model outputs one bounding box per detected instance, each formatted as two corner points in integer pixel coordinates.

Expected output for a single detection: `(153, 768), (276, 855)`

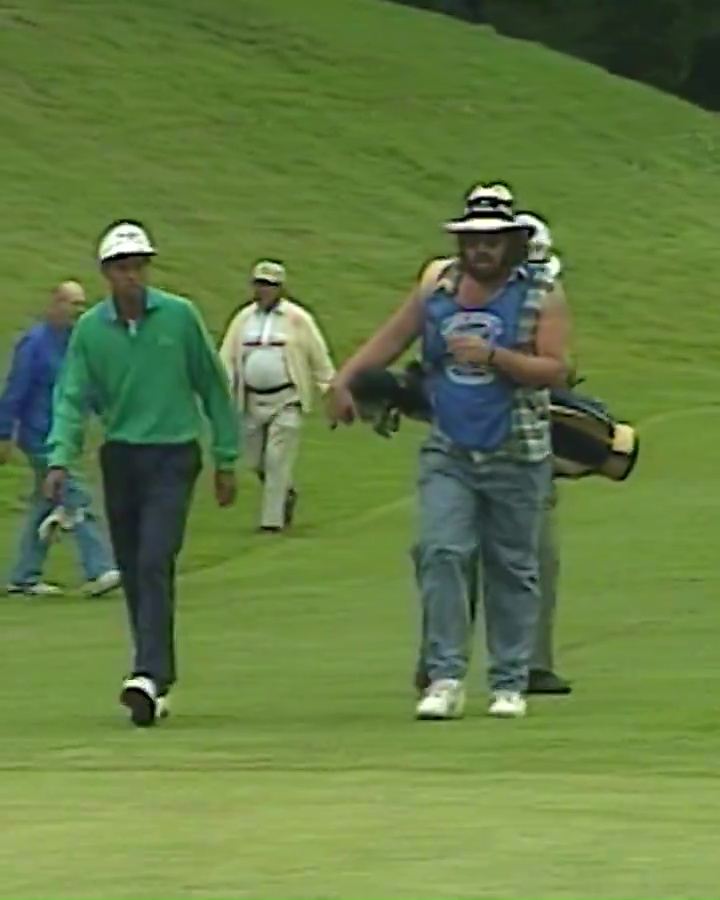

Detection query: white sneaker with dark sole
(120, 675), (158, 728)
(156, 695), (170, 720)
(84, 569), (121, 597)
(7, 582), (63, 597)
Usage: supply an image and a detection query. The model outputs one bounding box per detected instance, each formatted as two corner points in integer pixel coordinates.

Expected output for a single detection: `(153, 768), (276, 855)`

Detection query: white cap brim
(99, 242), (156, 263)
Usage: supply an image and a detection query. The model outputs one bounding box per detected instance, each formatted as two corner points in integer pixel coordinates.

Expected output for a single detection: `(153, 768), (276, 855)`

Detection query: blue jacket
(0, 321), (73, 459)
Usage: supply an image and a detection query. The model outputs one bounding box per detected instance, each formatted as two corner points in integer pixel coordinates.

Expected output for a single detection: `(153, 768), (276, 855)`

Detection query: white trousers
(244, 389), (302, 528)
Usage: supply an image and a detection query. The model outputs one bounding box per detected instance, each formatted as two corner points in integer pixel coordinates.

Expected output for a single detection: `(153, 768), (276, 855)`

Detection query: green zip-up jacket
(47, 288), (238, 471)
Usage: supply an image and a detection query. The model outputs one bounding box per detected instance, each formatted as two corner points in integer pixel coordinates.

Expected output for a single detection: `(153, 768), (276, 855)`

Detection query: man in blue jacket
(0, 281), (119, 597)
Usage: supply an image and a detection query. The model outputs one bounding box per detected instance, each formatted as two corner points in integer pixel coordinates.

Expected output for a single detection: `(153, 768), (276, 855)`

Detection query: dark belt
(245, 382), (294, 395)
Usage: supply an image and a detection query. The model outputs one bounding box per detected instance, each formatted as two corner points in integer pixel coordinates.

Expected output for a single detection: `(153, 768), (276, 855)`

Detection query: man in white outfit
(220, 261), (336, 532)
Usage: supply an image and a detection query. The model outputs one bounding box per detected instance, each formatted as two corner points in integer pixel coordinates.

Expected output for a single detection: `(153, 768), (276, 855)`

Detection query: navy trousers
(99, 441), (201, 694)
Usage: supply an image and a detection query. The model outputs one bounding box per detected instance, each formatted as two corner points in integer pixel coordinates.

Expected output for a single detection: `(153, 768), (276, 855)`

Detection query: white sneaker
(488, 690), (527, 719)
(120, 675), (158, 728)
(415, 678), (465, 720)
(84, 569), (121, 597)
(7, 582), (62, 597)
(156, 695), (170, 720)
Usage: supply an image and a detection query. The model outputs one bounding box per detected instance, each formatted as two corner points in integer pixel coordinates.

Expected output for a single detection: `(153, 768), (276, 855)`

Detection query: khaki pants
(244, 390), (302, 528)
(531, 481), (560, 671)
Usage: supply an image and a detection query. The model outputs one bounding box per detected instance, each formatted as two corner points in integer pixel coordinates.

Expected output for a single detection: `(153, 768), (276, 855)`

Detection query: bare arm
(491, 283), (571, 389)
(335, 285), (423, 386)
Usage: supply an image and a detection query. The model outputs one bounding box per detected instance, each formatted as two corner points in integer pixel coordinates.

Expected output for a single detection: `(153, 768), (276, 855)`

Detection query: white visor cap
(98, 222), (156, 263)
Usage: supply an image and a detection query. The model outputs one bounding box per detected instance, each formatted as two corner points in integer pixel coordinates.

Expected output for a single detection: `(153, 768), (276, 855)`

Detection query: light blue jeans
(8, 455), (115, 586)
(466, 481), (560, 671)
(412, 432), (552, 693)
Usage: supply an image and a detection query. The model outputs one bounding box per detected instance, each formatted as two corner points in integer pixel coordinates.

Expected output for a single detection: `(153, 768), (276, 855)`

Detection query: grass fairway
(2, 0), (720, 897)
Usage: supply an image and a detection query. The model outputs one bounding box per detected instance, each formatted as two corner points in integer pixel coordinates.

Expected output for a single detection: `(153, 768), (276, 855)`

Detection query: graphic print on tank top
(440, 308), (504, 387)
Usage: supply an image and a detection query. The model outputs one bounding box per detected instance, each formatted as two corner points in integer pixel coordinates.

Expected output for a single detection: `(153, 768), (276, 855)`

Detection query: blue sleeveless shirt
(421, 264), (547, 452)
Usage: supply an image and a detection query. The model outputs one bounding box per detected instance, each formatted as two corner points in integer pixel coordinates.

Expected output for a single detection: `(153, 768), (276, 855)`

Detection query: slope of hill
(1, 1), (720, 897)
(3, 0), (719, 397)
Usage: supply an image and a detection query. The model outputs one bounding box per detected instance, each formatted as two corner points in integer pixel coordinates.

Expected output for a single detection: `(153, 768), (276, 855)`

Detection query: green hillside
(2, 1), (720, 897)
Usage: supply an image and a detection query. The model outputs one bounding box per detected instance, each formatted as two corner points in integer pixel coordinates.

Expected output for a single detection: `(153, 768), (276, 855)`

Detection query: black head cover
(348, 363), (433, 429)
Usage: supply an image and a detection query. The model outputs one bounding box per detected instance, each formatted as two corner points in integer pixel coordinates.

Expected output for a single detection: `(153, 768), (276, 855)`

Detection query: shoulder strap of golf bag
(416, 257), (456, 303)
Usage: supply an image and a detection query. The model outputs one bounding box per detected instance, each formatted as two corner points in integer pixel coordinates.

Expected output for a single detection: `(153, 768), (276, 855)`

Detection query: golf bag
(348, 361), (639, 482)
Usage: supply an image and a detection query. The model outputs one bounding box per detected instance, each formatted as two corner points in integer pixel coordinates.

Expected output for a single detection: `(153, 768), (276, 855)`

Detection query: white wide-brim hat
(444, 183), (531, 235)
(98, 222), (156, 263)
(444, 215), (529, 234)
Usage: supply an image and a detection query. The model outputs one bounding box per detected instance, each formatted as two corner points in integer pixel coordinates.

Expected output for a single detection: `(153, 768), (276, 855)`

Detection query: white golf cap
(547, 254), (562, 279)
(97, 222), (156, 263)
(515, 212), (553, 261)
(444, 183), (530, 235)
(252, 260), (286, 284)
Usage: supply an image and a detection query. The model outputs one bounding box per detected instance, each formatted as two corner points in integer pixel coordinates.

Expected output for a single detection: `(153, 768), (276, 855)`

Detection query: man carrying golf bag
(348, 357), (639, 697)
(344, 204), (638, 704)
(329, 183), (573, 719)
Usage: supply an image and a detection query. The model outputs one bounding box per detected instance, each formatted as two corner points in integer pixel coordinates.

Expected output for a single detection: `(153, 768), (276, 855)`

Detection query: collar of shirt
(98, 288), (161, 323)
(252, 297), (286, 316)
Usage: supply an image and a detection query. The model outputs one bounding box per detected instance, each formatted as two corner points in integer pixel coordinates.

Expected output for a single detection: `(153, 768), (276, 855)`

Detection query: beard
(460, 253), (505, 283)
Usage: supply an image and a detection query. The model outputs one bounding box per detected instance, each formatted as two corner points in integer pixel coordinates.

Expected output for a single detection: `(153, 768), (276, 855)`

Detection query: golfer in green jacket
(45, 220), (239, 727)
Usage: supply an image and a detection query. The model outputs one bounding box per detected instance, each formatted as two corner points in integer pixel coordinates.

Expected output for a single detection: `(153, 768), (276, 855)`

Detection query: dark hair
(503, 229), (530, 269)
